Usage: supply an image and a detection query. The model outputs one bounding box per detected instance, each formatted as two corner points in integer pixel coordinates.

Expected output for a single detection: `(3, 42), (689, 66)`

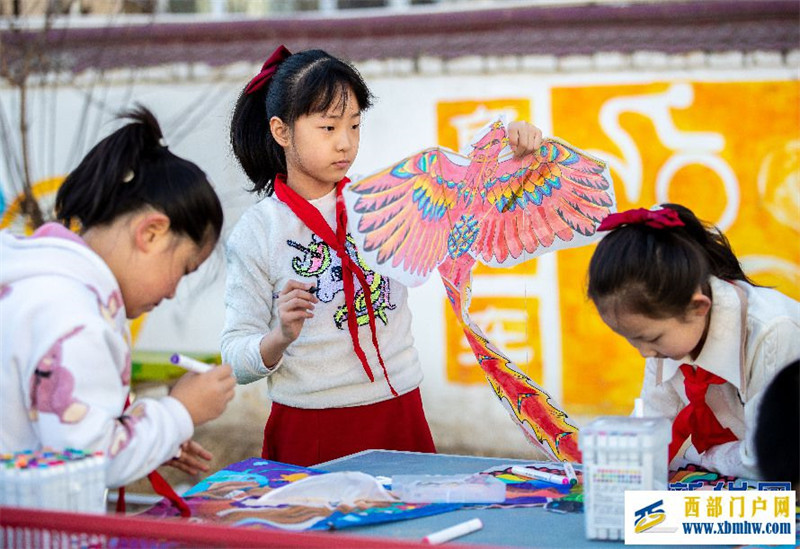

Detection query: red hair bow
(245, 45), (292, 95)
(598, 207), (684, 231)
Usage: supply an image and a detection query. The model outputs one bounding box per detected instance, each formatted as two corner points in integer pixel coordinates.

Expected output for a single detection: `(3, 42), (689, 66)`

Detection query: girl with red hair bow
(587, 203), (800, 479)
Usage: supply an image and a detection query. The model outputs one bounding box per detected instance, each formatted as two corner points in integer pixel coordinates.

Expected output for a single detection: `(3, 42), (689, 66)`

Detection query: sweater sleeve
(220, 214), (276, 384)
(734, 316), (800, 478)
(32, 314), (193, 488)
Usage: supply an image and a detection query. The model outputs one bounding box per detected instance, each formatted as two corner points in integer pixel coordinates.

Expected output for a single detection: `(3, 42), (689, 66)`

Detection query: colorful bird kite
(344, 119), (615, 287)
(343, 119), (616, 462)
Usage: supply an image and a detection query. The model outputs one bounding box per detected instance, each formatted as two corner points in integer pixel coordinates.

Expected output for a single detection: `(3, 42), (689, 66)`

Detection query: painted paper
(143, 458), (461, 530)
(479, 462), (583, 507)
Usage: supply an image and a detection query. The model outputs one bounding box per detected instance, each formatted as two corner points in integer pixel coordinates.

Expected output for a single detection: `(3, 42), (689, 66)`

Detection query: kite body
(344, 120), (615, 287)
(344, 119), (616, 462)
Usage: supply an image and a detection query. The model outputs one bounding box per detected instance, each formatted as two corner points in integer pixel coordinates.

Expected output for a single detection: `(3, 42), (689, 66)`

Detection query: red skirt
(262, 388), (436, 466)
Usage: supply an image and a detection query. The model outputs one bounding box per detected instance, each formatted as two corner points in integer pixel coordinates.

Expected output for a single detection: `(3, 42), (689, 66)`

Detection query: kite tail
(439, 256), (581, 463)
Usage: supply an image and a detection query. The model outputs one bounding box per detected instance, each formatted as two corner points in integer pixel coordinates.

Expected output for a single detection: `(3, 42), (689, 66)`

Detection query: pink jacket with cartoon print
(0, 224), (193, 488)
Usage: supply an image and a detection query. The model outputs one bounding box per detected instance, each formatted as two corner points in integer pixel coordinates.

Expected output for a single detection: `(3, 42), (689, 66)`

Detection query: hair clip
(123, 170), (135, 183)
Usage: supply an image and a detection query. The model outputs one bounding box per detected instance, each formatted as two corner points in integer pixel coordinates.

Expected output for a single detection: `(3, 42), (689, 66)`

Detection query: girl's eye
(351, 123), (360, 130)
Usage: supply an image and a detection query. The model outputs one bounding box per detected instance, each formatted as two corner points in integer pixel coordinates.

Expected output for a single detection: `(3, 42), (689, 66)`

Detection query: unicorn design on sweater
(287, 234), (395, 329)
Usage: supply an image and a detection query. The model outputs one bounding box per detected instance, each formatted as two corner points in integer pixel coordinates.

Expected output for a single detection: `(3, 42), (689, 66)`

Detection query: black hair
(230, 48), (373, 196)
(56, 105), (223, 247)
(754, 360), (799, 485)
(587, 203), (756, 319)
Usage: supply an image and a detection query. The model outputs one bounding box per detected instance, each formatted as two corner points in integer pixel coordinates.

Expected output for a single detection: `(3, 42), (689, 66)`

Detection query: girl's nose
(336, 130), (353, 152)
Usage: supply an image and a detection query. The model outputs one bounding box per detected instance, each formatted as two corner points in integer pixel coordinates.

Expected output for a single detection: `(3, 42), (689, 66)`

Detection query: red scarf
(669, 364), (738, 461)
(274, 174), (397, 396)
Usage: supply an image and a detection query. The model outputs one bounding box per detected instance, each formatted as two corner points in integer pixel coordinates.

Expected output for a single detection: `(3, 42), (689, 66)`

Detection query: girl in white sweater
(0, 107), (235, 489)
(223, 45), (542, 466)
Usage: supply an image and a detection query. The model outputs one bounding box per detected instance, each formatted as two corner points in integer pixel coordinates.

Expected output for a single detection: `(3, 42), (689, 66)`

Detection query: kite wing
(344, 148), (469, 286)
(474, 138), (614, 266)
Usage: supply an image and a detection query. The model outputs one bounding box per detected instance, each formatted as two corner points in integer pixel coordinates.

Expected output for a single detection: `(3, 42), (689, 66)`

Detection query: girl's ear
(687, 291), (712, 319)
(134, 212), (171, 252)
(269, 116), (290, 148)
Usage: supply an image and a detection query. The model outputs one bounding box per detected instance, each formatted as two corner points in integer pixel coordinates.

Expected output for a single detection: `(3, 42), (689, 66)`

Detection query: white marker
(510, 465), (571, 486)
(170, 353), (213, 374)
(422, 518), (483, 545)
(563, 461), (578, 485)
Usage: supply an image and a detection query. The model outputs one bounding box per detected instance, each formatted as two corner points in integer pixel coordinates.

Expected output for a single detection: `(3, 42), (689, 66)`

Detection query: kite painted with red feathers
(343, 119), (616, 461)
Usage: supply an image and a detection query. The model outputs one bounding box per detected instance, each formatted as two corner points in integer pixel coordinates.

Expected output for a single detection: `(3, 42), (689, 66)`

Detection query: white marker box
(579, 416), (671, 541)
(1, 452), (107, 513)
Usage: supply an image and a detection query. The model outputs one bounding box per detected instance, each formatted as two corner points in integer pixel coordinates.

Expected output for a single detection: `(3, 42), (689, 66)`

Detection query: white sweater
(221, 189), (423, 409)
(642, 276), (800, 479)
(0, 225), (193, 488)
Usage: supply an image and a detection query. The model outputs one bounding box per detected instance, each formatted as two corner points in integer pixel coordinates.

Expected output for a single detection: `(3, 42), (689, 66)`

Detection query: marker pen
(169, 353), (213, 374)
(422, 518), (483, 545)
(563, 461), (579, 485)
(510, 465), (571, 486)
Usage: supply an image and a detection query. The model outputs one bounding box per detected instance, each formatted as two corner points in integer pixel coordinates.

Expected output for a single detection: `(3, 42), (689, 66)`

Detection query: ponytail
(230, 85), (282, 195)
(588, 203), (754, 318)
(56, 105), (223, 247)
(666, 203), (754, 284)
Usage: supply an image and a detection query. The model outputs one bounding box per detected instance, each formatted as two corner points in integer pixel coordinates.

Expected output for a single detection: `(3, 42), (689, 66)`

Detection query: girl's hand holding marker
(257, 280), (319, 371)
(168, 357), (235, 426)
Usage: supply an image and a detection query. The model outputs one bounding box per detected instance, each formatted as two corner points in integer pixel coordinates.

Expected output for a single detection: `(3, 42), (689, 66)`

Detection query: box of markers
(0, 448), (107, 513)
(579, 416), (671, 541)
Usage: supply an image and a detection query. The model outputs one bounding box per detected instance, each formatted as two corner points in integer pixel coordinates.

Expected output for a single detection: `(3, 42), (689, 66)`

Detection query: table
(316, 449), (732, 548)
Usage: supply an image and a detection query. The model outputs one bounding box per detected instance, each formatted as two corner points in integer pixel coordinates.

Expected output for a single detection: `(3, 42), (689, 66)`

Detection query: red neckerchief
(116, 395), (191, 517)
(668, 364), (738, 461)
(274, 173), (397, 397)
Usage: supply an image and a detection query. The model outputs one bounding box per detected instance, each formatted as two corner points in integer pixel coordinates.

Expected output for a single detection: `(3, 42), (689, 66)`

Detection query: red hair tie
(598, 207), (684, 231)
(245, 45), (292, 95)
